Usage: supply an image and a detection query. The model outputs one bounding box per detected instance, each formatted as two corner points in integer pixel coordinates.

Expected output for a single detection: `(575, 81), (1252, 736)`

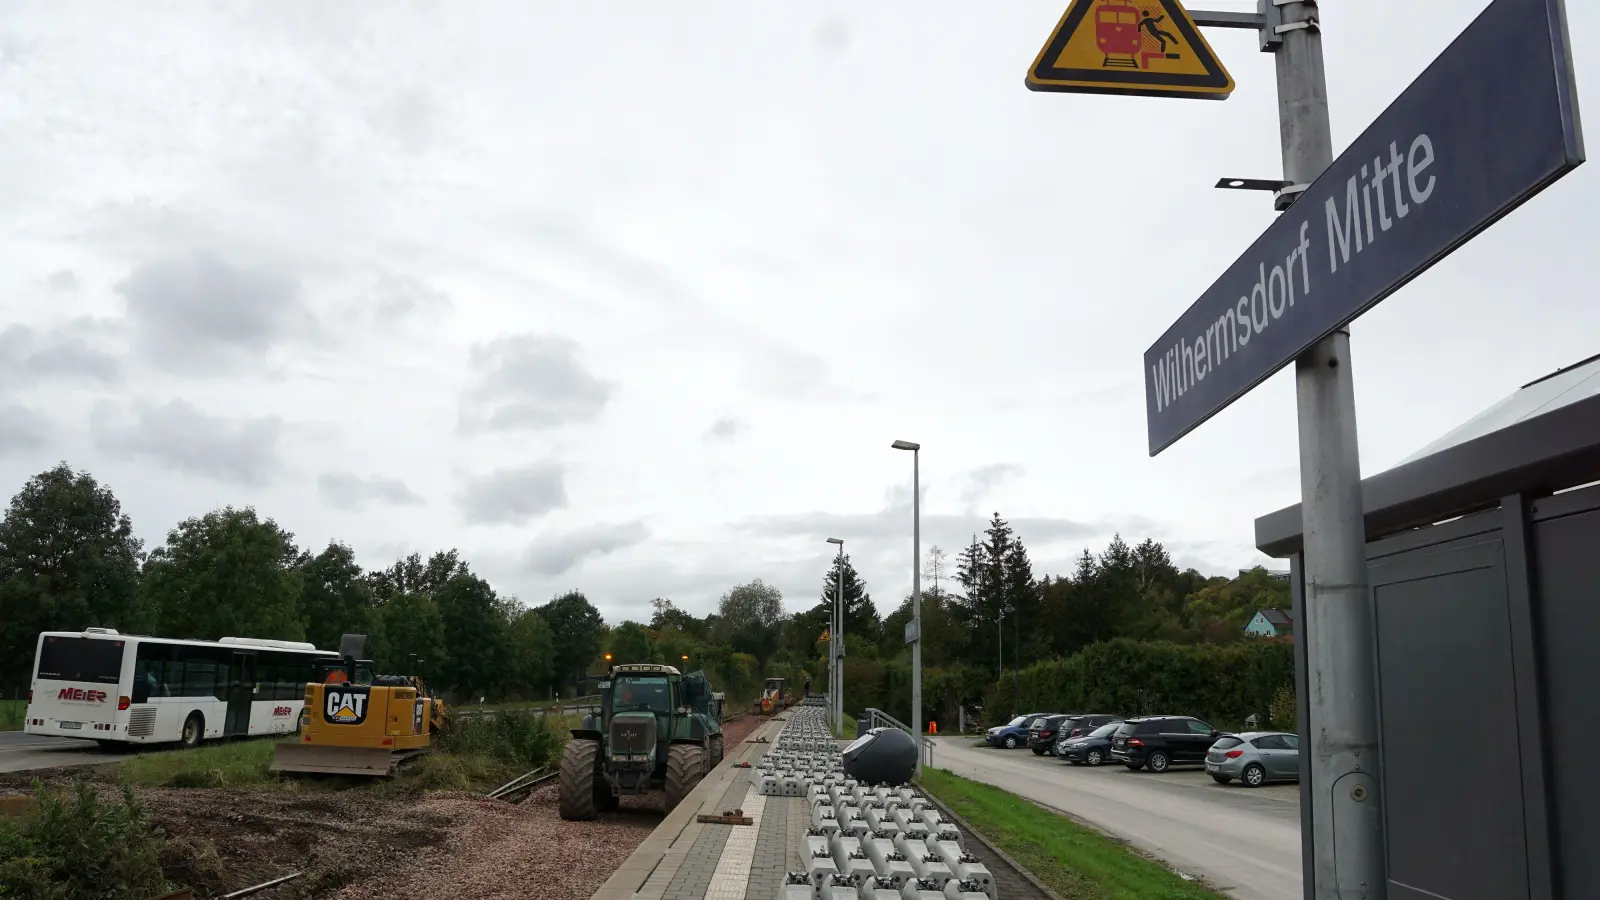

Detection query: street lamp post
(826, 537), (844, 736)
(892, 439), (921, 773)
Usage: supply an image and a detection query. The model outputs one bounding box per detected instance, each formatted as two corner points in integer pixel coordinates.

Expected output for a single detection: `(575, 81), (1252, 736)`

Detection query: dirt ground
(0, 713), (766, 899)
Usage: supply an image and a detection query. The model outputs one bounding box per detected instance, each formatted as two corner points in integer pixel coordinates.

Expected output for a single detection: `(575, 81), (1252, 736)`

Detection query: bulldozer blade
(270, 743), (406, 777)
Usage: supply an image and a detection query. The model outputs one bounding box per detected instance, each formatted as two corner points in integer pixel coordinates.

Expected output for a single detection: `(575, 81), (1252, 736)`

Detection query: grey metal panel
(1366, 507), (1503, 562)
(1255, 390), (1600, 556)
(1501, 496), (1556, 900)
(1530, 480), (1600, 522)
(1370, 535), (1529, 900)
(1532, 506), (1600, 900)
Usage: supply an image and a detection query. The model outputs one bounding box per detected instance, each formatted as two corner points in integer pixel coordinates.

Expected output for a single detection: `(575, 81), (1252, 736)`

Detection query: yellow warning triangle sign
(1026, 0), (1234, 100)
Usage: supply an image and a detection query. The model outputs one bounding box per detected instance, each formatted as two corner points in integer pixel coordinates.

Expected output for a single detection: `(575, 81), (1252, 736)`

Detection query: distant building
(1245, 608), (1294, 638)
(1238, 568), (1292, 582)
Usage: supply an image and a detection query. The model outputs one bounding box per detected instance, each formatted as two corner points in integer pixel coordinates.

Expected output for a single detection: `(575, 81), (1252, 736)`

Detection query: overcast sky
(3, 0), (1596, 624)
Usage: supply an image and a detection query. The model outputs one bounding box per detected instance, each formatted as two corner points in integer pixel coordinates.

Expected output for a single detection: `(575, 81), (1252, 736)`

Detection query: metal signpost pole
(836, 543), (845, 735)
(911, 446), (922, 771)
(1274, 4), (1387, 897)
(826, 536), (844, 734)
(893, 440), (923, 765)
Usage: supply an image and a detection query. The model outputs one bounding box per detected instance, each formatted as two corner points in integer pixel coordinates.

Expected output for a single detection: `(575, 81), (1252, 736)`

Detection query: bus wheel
(180, 713), (203, 749)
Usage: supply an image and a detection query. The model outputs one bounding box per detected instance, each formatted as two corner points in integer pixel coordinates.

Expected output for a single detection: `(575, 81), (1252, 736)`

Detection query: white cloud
(90, 398), (284, 486)
(317, 472), (425, 511)
(457, 462), (568, 526)
(524, 521), (651, 576)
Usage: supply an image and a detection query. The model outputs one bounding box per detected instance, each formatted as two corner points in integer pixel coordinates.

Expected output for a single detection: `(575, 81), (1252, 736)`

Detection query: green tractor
(558, 663), (725, 820)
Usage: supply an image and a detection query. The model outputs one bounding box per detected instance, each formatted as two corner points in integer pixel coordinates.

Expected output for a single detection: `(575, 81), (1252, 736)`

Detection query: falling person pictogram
(1138, 9), (1184, 67)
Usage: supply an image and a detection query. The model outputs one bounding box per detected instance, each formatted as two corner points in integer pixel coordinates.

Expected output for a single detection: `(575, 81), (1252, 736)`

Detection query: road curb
(916, 778), (1066, 900)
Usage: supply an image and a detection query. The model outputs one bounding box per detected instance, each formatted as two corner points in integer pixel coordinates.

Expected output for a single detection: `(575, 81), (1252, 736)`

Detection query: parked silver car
(1205, 732), (1300, 787)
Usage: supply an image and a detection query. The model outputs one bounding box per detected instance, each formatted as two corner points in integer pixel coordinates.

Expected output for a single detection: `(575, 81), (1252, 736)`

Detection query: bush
(1269, 683), (1296, 729)
(986, 638), (1295, 729)
(437, 710), (565, 771)
(0, 780), (172, 899)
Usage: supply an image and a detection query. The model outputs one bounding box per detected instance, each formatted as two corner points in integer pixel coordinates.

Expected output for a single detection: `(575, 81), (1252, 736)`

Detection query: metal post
(1274, 3), (1386, 897)
(1013, 608), (1021, 712)
(911, 447), (922, 773)
(836, 541), (845, 735)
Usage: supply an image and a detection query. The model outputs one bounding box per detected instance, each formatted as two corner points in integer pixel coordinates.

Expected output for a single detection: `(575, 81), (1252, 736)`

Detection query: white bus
(23, 628), (339, 748)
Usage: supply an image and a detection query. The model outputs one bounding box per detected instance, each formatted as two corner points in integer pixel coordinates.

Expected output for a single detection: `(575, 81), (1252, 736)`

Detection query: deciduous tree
(142, 507), (303, 642)
(0, 464), (145, 686)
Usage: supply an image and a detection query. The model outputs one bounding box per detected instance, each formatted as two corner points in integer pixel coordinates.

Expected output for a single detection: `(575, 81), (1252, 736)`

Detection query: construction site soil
(0, 713), (765, 899)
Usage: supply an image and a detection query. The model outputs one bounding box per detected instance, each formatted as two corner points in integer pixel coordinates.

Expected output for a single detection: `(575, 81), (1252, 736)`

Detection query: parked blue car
(985, 713), (1045, 749)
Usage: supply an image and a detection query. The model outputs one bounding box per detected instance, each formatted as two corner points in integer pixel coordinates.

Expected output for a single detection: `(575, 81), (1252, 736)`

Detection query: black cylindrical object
(856, 714), (872, 738)
(842, 726), (918, 786)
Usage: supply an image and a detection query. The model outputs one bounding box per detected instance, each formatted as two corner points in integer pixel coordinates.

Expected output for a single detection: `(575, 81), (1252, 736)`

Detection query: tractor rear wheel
(664, 744), (706, 812)
(559, 739), (600, 821)
(710, 734), (725, 767)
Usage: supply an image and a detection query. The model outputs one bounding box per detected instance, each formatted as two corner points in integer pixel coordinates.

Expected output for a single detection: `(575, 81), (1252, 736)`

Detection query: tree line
(0, 463), (1290, 716)
(1, 464), (619, 702)
(770, 513), (1292, 727)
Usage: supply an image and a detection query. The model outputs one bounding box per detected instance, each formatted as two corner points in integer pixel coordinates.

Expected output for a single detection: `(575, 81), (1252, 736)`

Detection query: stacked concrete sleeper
(758, 702), (994, 900)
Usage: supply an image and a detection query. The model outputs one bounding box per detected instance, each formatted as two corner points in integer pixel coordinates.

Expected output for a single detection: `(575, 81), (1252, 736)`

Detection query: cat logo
(323, 687), (370, 725)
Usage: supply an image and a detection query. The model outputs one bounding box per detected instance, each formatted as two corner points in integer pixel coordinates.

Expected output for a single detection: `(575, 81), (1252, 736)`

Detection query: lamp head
(826, 537), (843, 545)
(891, 440), (920, 451)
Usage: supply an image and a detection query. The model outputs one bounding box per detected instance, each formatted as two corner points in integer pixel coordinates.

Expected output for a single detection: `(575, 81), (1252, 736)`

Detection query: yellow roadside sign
(1026, 0), (1233, 100)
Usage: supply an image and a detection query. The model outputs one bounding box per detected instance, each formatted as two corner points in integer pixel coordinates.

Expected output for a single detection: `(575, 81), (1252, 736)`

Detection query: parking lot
(928, 735), (1300, 900)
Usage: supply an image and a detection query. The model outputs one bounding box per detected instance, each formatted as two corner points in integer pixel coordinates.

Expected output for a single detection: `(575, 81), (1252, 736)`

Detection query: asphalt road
(0, 730), (115, 774)
(928, 736), (1301, 900)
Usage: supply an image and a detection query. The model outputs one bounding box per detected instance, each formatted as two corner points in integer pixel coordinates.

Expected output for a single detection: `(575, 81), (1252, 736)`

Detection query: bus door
(225, 652), (256, 736)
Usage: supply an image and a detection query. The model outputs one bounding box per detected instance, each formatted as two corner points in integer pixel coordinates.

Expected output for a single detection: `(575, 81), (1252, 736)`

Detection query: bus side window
(132, 658), (152, 703)
(184, 658), (218, 700)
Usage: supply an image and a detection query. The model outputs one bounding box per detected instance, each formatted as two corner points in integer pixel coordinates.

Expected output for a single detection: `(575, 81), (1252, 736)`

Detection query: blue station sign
(1145, 0), (1583, 455)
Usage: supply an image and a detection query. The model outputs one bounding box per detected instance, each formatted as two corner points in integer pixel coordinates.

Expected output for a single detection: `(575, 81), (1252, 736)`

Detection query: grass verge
(918, 767), (1225, 900)
(121, 738), (282, 790)
(0, 700), (23, 732)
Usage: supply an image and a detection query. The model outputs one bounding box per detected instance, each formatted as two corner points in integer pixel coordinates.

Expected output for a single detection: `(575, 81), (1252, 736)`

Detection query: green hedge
(984, 638), (1294, 730)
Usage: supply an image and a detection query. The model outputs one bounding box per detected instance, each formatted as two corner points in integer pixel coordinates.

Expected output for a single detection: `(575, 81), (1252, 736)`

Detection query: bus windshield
(612, 676), (672, 714)
(37, 636), (124, 685)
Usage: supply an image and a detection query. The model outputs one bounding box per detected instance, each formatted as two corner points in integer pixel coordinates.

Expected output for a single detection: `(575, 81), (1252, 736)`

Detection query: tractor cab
(561, 663), (725, 818)
(597, 664), (682, 790)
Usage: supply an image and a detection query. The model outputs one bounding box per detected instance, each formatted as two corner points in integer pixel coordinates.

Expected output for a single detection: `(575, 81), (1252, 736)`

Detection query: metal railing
(453, 694), (601, 720)
(861, 707), (935, 770)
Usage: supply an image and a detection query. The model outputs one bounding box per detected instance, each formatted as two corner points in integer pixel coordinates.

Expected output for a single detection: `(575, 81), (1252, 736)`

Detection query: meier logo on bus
(324, 687), (370, 725)
(57, 688), (108, 704)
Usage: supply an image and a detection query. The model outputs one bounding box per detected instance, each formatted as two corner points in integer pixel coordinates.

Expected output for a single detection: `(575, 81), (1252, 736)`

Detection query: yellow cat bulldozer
(271, 634), (450, 777)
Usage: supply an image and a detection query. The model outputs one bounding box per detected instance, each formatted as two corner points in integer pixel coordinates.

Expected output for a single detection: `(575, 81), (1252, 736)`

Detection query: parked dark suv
(1026, 714), (1073, 755)
(1109, 716), (1220, 772)
(1051, 713), (1125, 755)
(1059, 713), (1123, 741)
